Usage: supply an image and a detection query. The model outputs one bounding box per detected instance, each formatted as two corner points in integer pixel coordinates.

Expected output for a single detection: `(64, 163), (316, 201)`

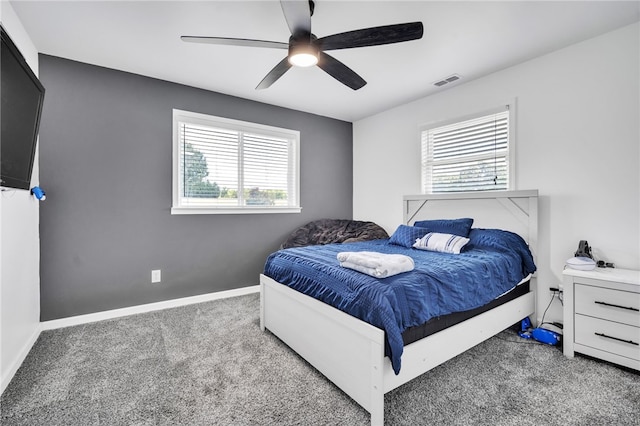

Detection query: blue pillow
(389, 225), (431, 248)
(412, 218), (474, 237)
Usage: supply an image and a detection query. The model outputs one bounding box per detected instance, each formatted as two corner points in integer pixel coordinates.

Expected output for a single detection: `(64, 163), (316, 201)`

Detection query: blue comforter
(263, 228), (536, 374)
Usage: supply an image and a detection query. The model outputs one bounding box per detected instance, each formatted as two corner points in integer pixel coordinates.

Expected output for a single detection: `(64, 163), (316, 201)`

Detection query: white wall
(353, 23), (639, 324)
(0, 1), (42, 394)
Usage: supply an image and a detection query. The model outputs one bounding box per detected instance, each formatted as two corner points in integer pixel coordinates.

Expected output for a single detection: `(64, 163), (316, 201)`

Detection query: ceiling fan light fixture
(288, 44), (319, 67)
(289, 52), (318, 67)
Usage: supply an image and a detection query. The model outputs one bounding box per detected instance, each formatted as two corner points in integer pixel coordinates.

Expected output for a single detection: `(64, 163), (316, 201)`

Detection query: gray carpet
(2, 293), (639, 425)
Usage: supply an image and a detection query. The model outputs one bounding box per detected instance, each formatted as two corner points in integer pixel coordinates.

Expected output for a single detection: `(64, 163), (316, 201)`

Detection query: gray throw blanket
(281, 219), (389, 249)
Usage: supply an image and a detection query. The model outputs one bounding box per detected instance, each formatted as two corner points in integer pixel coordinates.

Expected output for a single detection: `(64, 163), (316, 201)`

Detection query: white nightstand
(563, 267), (640, 371)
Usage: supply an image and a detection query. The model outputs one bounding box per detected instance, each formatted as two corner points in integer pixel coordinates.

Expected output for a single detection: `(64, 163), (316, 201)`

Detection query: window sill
(171, 206), (302, 215)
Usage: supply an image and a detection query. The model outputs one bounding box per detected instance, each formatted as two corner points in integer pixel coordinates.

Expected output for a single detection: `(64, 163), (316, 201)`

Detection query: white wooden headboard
(403, 190), (539, 262)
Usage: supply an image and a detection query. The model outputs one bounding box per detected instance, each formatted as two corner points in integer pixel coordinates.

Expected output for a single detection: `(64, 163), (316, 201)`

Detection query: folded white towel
(339, 261), (381, 278)
(337, 251), (414, 278)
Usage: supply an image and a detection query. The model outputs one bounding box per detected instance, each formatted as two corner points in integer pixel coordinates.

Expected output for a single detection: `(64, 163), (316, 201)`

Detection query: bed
(260, 190), (538, 425)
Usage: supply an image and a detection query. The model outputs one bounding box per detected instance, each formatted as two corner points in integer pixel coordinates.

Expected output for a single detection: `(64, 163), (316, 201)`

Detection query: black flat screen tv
(1, 26), (45, 190)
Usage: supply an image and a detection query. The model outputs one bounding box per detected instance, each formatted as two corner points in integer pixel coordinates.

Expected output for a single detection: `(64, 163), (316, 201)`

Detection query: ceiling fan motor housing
(288, 32), (319, 67)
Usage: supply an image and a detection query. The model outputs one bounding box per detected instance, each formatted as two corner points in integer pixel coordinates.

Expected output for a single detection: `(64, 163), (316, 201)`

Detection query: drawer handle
(595, 332), (639, 346)
(594, 301), (640, 312)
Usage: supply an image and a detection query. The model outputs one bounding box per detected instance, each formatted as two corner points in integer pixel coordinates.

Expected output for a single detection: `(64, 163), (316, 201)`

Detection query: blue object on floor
(532, 327), (561, 346)
(518, 317), (533, 339)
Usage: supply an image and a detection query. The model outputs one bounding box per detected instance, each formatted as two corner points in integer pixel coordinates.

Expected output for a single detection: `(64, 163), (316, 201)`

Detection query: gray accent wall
(38, 55), (353, 320)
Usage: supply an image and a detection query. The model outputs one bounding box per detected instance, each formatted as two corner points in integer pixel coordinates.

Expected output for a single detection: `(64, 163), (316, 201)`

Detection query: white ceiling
(11, 1), (640, 122)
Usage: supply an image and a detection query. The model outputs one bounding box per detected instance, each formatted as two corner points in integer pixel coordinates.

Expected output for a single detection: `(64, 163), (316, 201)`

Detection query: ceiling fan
(181, 0), (423, 90)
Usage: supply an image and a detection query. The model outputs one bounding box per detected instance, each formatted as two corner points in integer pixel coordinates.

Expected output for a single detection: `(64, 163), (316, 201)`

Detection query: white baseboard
(41, 285), (260, 330)
(1, 324), (42, 395)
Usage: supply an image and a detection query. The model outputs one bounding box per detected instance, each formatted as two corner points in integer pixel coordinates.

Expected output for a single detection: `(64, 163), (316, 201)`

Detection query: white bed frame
(260, 190), (538, 425)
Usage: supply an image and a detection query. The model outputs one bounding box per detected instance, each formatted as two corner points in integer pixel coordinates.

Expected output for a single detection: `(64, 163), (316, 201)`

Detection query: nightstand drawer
(575, 284), (640, 327)
(575, 314), (640, 361)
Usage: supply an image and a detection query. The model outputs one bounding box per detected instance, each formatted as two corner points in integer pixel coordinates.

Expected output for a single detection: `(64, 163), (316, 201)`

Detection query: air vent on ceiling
(433, 74), (461, 87)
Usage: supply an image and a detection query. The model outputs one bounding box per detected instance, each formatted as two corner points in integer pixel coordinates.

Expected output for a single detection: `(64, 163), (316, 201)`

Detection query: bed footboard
(260, 274), (386, 425)
(261, 274), (535, 426)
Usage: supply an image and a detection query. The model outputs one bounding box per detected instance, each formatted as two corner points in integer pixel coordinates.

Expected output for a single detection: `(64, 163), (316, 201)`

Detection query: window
(421, 105), (513, 193)
(172, 109), (300, 214)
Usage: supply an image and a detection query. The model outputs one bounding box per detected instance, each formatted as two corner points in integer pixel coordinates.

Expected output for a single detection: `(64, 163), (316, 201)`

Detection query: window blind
(176, 118), (298, 210)
(242, 132), (296, 207)
(422, 108), (509, 193)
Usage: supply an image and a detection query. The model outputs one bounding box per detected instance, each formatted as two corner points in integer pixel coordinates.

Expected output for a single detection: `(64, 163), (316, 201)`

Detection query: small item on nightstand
(566, 240), (597, 270)
(597, 260), (615, 268)
(566, 256), (596, 271)
(574, 240), (593, 259)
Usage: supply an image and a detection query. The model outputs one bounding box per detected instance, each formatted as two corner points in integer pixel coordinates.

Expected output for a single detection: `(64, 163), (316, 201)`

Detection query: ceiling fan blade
(280, 0), (312, 35)
(317, 52), (366, 90)
(256, 57), (293, 90)
(181, 36), (288, 50)
(318, 22), (423, 51)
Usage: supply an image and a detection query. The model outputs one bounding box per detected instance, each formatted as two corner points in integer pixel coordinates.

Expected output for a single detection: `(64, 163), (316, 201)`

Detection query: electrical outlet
(151, 269), (161, 283)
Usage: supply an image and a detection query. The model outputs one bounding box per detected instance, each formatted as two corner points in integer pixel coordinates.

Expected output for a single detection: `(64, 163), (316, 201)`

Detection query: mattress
(402, 279), (530, 345)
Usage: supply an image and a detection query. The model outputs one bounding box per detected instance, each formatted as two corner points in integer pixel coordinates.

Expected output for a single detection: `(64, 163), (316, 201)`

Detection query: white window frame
(172, 109), (301, 215)
(420, 101), (516, 193)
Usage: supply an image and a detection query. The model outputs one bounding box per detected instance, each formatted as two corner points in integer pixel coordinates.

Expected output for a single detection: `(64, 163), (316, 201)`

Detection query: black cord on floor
(539, 289), (563, 330)
(494, 333), (539, 344)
